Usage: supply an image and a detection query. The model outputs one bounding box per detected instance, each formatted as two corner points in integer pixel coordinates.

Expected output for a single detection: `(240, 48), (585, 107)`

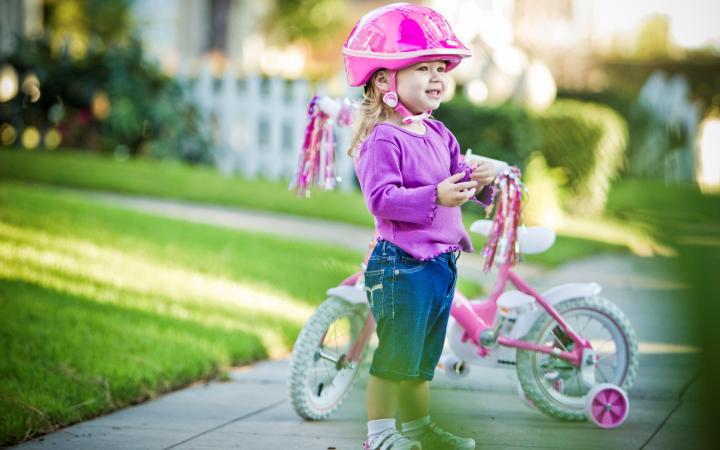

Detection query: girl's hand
(470, 160), (495, 187)
(437, 172), (478, 207)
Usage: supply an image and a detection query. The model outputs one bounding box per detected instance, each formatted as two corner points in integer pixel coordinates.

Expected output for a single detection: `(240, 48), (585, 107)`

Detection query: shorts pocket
(363, 269), (385, 318)
(397, 257), (427, 275)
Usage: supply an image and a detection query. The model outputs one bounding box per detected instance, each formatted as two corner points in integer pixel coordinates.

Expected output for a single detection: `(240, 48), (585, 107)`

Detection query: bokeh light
(697, 117), (720, 193)
(68, 37), (88, 60)
(465, 79), (489, 105)
(260, 47), (284, 77)
(21, 127), (41, 149)
(0, 64), (19, 102)
(44, 129), (62, 150)
(260, 46), (307, 79)
(479, 47), (527, 106)
(515, 60), (557, 112)
(92, 91), (111, 120)
(48, 103), (66, 124)
(0, 123), (17, 145)
(21, 73), (41, 103)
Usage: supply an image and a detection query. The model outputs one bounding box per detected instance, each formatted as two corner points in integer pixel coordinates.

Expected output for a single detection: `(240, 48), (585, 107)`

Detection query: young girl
(343, 4), (496, 450)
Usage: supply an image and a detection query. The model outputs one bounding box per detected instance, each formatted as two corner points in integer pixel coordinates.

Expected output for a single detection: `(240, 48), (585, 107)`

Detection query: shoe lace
(371, 429), (417, 450)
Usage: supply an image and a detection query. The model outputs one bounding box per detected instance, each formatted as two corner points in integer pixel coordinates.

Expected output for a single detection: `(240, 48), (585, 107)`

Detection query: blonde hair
(347, 71), (396, 157)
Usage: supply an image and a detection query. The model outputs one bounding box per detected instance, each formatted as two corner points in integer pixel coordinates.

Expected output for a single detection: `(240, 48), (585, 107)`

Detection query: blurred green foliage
(559, 77), (707, 180)
(46, 0), (134, 49)
(265, 0), (348, 44)
(602, 58), (720, 110)
(437, 97), (628, 216)
(536, 100), (628, 214)
(433, 97), (539, 167)
(557, 90), (641, 174)
(634, 14), (672, 60)
(0, 0), (209, 163)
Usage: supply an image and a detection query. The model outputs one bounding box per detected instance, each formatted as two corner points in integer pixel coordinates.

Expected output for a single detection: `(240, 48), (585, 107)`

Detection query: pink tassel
(291, 96), (354, 197)
(483, 167), (523, 272)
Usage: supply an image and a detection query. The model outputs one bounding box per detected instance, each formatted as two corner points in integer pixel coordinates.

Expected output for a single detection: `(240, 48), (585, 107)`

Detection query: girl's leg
(367, 374), (398, 420)
(398, 379), (429, 423)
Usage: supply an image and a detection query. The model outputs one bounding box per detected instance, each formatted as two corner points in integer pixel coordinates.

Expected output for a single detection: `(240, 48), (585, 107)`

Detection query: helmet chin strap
(382, 71), (431, 125)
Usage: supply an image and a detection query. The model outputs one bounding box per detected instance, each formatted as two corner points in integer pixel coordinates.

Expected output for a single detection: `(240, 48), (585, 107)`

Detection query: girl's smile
(425, 87), (443, 99)
(396, 60), (448, 114)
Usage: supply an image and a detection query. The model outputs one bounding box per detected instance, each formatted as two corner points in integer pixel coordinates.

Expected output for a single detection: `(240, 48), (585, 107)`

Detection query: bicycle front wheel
(288, 297), (370, 420)
(516, 296), (638, 421)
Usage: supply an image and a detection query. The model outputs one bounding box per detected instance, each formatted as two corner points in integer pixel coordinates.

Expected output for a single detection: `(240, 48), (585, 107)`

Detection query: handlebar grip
(465, 150), (509, 175)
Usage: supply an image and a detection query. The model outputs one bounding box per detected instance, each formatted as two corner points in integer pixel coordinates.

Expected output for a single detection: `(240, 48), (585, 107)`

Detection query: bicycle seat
(469, 220), (556, 254)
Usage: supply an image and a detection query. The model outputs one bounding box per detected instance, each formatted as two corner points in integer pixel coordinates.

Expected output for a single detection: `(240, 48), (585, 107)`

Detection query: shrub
(433, 97), (539, 167)
(557, 88), (678, 179)
(0, 36), (209, 163)
(536, 100), (628, 215)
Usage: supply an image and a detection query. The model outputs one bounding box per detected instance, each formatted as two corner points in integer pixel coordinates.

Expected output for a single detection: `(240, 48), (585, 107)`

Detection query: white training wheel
(585, 383), (629, 428)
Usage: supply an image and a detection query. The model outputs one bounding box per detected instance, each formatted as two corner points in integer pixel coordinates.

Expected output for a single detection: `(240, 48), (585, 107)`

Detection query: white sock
(368, 418), (396, 446)
(401, 415), (430, 438)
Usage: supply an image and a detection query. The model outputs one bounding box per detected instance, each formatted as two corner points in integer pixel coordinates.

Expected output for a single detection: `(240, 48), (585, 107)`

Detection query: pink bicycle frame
(450, 262), (592, 367)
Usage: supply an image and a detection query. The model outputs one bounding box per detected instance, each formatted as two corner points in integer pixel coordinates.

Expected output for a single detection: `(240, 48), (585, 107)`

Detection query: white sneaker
(363, 428), (422, 450)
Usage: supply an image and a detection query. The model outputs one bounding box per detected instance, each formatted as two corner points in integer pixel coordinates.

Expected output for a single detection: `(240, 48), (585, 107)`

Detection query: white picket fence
(183, 64), (356, 191)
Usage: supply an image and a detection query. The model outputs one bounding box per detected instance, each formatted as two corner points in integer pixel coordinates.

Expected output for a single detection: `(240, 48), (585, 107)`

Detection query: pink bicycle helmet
(343, 3), (471, 121)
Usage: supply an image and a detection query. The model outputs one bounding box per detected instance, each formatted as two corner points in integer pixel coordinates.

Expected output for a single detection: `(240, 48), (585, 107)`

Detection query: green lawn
(0, 149), (373, 227)
(0, 149), (626, 266)
(0, 181), (362, 445)
(0, 179), (485, 446)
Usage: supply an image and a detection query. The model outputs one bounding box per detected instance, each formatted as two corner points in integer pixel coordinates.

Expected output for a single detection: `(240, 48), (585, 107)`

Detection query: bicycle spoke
(315, 315), (357, 394)
(550, 330), (569, 352)
(596, 355), (617, 382)
(595, 362), (610, 382)
(329, 324), (342, 359)
(580, 316), (593, 335)
(575, 372), (583, 394)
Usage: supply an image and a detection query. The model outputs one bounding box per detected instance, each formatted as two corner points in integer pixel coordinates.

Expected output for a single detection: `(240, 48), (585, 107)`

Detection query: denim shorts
(363, 240), (459, 381)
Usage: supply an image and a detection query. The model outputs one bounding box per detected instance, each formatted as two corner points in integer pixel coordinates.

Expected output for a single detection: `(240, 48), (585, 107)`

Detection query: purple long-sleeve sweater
(354, 118), (494, 261)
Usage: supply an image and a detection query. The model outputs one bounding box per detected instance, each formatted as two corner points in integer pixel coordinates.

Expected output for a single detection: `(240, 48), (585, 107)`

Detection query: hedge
(437, 97), (628, 215)
(433, 98), (538, 168)
(536, 100), (628, 215)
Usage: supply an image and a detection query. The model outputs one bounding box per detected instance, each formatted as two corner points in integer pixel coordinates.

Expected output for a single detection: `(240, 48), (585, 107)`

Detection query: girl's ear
(373, 70), (391, 93)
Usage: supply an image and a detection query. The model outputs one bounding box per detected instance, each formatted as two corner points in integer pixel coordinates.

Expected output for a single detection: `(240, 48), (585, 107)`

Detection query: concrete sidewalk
(79, 189), (529, 283)
(10, 190), (707, 450)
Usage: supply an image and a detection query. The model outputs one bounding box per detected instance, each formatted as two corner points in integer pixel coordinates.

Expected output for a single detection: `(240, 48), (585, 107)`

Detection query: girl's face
(396, 60), (448, 114)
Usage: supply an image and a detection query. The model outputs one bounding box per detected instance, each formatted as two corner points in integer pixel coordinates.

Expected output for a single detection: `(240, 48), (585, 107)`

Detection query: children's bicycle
(287, 164), (638, 429)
